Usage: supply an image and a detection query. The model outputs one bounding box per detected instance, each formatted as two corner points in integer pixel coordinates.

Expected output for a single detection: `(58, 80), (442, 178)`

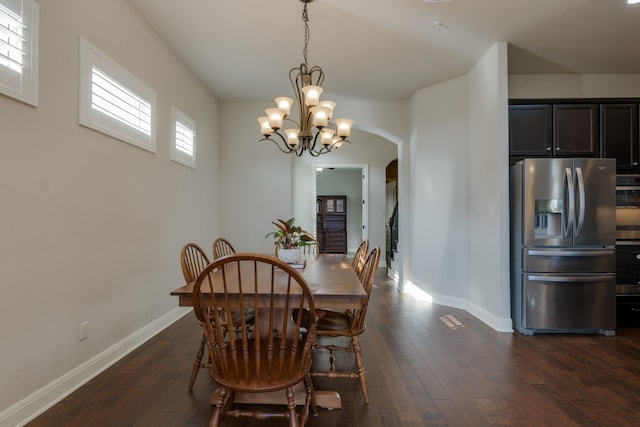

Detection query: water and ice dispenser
(534, 199), (563, 238)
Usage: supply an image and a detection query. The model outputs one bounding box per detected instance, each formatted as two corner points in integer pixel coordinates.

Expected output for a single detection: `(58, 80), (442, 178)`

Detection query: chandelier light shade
(257, 0), (354, 157)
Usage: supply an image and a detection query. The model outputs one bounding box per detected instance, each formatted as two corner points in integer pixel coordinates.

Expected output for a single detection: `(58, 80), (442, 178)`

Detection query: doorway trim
(312, 163), (369, 253)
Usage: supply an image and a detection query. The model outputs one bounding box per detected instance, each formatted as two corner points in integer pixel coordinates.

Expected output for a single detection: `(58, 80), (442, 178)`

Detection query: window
(0, 0), (39, 106)
(171, 106), (196, 168)
(78, 37), (156, 153)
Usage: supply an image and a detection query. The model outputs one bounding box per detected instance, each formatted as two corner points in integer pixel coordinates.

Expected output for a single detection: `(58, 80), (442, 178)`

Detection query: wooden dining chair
(311, 246), (381, 404)
(212, 237), (257, 341)
(180, 243), (213, 392)
(192, 254), (319, 427)
(351, 239), (369, 276)
(212, 237), (236, 260)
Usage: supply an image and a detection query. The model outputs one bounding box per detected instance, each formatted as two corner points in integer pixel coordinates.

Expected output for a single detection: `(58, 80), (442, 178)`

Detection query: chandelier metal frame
(257, 0), (353, 157)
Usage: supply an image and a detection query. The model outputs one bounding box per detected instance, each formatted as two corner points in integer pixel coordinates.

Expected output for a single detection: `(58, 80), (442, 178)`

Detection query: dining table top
(171, 253), (367, 310)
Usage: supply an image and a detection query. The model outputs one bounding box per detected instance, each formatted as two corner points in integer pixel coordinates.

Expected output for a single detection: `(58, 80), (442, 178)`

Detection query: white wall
(408, 77), (470, 305)
(405, 43), (512, 332)
(466, 43), (512, 330)
(509, 74), (640, 98)
(0, 0), (220, 424)
(218, 101), (295, 255)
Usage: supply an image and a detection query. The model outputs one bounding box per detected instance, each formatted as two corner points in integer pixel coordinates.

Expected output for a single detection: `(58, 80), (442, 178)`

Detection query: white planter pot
(278, 248), (301, 264)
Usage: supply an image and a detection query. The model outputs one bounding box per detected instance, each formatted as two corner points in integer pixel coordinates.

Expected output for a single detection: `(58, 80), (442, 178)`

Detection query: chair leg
(352, 336), (369, 404)
(188, 333), (207, 392)
(209, 387), (231, 427)
(301, 375), (315, 425)
(286, 386), (300, 427)
(328, 345), (337, 373)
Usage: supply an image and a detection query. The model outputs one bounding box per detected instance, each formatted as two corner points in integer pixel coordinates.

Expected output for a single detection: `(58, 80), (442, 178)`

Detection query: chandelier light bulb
(311, 105), (331, 128)
(320, 129), (335, 146)
(285, 128), (300, 146)
(318, 100), (336, 118)
(301, 85), (322, 106)
(335, 118), (354, 138)
(275, 97), (294, 116)
(257, 116), (274, 136)
(265, 107), (285, 129)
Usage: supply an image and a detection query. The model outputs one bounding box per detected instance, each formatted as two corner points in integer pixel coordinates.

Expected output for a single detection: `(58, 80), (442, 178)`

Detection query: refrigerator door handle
(575, 167), (585, 237)
(527, 249), (615, 257)
(563, 167), (575, 238)
(527, 274), (615, 283)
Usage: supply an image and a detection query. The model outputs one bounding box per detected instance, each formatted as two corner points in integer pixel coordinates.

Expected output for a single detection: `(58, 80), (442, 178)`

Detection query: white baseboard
(384, 276), (513, 333)
(428, 292), (513, 333)
(0, 307), (191, 427)
(466, 301), (513, 332)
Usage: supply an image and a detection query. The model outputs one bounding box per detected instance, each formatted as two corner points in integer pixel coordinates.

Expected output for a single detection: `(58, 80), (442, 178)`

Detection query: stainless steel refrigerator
(510, 158), (616, 336)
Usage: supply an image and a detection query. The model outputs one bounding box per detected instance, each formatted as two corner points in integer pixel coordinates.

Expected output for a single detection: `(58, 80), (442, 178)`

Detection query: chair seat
(232, 308), (256, 323)
(211, 307), (255, 325)
(212, 339), (312, 393)
(316, 310), (352, 334)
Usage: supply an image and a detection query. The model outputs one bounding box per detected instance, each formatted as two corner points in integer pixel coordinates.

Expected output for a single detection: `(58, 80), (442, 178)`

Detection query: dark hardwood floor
(27, 270), (640, 426)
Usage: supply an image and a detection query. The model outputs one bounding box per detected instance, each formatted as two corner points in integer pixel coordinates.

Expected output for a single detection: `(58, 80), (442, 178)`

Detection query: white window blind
(0, 4), (25, 73)
(171, 106), (196, 168)
(79, 37), (157, 153)
(91, 67), (152, 136)
(176, 122), (194, 155)
(0, 0), (38, 106)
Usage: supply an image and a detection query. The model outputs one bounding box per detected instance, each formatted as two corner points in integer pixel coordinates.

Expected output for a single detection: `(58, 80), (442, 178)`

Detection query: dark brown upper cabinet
(552, 104), (599, 157)
(601, 104), (639, 172)
(509, 105), (552, 157)
(509, 104), (599, 158)
(510, 99), (640, 171)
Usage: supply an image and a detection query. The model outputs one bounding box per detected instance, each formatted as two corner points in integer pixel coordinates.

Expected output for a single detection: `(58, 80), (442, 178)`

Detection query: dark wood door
(509, 104), (552, 157)
(601, 104), (639, 172)
(552, 104), (599, 157)
(317, 196), (347, 254)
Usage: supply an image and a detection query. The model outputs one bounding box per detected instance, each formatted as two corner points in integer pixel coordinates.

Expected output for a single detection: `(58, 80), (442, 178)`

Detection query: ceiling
(127, 0), (640, 102)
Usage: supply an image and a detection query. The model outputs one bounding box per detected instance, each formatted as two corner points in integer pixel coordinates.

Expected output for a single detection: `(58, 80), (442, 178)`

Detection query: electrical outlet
(79, 321), (89, 341)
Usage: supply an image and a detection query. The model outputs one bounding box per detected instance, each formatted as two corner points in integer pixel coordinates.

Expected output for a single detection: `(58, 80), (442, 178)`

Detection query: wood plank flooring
(27, 271), (640, 426)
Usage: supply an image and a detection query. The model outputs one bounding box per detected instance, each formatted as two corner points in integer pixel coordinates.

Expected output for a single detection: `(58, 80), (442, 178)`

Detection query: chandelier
(257, 0), (354, 157)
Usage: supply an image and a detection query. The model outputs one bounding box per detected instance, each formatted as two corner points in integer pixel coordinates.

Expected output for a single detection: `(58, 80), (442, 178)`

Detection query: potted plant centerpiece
(266, 218), (313, 264)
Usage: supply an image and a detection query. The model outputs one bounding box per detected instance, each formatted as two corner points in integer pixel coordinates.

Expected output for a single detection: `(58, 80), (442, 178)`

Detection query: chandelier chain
(302, 2), (309, 66)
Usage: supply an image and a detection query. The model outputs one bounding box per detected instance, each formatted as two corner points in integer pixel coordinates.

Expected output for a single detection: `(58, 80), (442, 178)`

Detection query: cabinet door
(324, 231), (347, 253)
(601, 104), (639, 172)
(615, 245), (640, 286)
(317, 196), (347, 254)
(509, 105), (552, 156)
(553, 104), (599, 157)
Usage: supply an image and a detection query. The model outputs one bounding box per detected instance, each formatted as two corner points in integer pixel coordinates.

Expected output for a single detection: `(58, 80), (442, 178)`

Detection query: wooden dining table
(170, 253), (366, 409)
